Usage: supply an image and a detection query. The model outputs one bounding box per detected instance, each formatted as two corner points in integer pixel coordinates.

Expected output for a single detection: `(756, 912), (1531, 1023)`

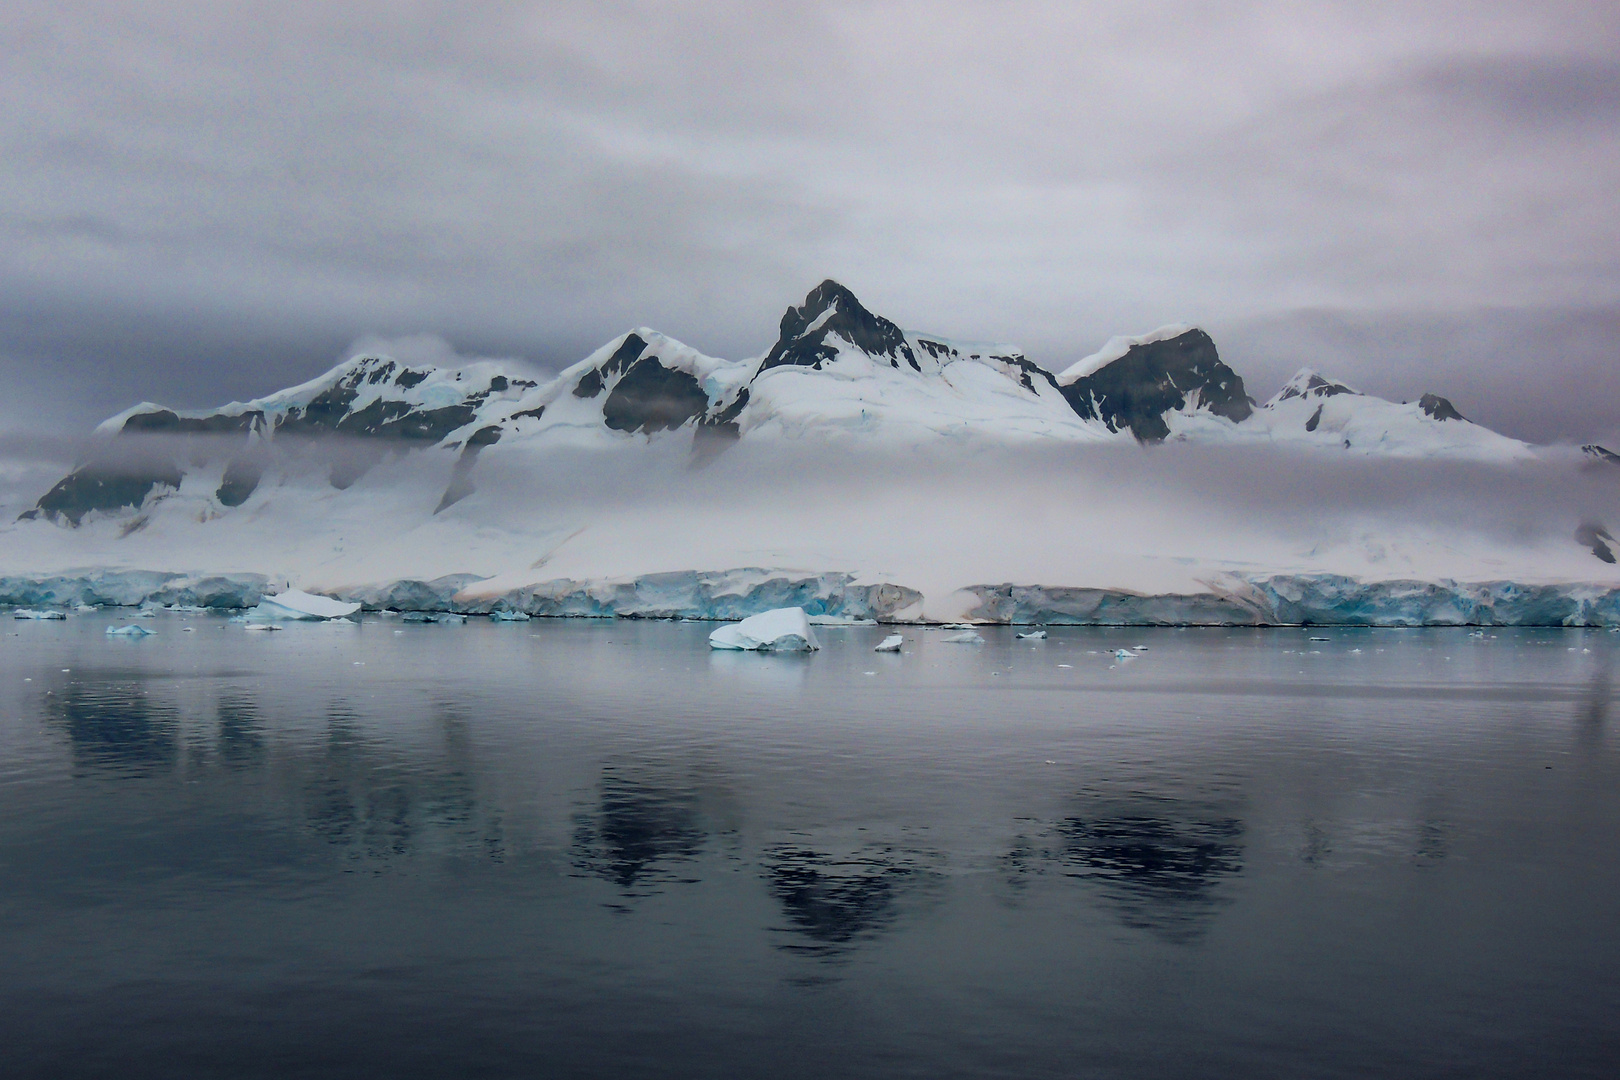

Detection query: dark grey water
(2, 614), (1618, 1078)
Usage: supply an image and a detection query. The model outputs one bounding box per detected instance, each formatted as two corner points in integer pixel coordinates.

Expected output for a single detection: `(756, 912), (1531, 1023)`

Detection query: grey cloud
(1412, 55), (1620, 128)
(1, 1), (1618, 441)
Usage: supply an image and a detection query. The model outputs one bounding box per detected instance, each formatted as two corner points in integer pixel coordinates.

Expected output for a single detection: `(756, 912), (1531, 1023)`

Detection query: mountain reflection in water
(1006, 790), (1245, 940)
(572, 766), (711, 896)
(763, 842), (940, 956)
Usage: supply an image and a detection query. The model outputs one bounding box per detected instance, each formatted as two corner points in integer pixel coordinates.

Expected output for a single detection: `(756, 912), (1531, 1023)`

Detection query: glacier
(1, 568), (1617, 626)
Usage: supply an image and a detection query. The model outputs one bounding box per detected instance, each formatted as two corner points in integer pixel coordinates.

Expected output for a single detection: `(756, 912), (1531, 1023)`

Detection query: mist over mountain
(5, 280), (1617, 626)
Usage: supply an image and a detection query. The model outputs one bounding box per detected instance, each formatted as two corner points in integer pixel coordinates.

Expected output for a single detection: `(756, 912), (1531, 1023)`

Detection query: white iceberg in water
(106, 625), (153, 637)
(246, 589), (362, 622)
(244, 623), (282, 632)
(1016, 630), (1047, 640)
(12, 609), (66, 620)
(489, 610), (531, 621)
(709, 607), (821, 652)
(941, 630), (984, 644)
(874, 634), (904, 652)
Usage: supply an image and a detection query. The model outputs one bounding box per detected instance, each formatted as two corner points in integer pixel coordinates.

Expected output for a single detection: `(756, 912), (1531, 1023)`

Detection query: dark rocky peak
(570, 331), (717, 437)
(572, 333), (649, 399)
(331, 355), (433, 391)
(1273, 369), (1359, 403)
(757, 280), (917, 373)
(1418, 393), (1466, 422)
(1582, 444), (1620, 466)
(1058, 328), (1253, 443)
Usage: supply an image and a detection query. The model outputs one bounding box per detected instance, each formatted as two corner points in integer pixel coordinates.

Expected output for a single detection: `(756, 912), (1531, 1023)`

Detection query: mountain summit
(758, 279), (917, 373)
(21, 280), (1531, 527)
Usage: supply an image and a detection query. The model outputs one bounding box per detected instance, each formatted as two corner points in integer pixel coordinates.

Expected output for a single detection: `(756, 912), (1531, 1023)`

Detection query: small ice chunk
(709, 607), (821, 652)
(1113, 649), (1134, 660)
(76, 604), (96, 613)
(12, 609), (66, 620)
(1057, 663), (1073, 668)
(490, 610), (531, 622)
(1309, 636), (1330, 642)
(874, 634), (904, 653)
(106, 625), (153, 637)
(1016, 630), (1047, 640)
(1132, 645), (1148, 651)
(243, 623), (282, 632)
(941, 630), (985, 644)
(808, 615), (878, 626)
(136, 610), (158, 618)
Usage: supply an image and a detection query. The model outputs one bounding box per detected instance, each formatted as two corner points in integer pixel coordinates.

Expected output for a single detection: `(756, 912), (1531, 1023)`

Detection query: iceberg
(874, 634), (904, 652)
(489, 610), (531, 622)
(12, 609), (66, 620)
(106, 625), (153, 637)
(401, 611), (465, 624)
(1015, 629), (1047, 640)
(708, 607), (821, 652)
(941, 630), (985, 644)
(247, 589), (363, 622)
(243, 623), (282, 632)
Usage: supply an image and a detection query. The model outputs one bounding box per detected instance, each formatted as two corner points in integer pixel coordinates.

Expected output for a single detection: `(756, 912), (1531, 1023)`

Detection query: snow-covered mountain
(26, 279), (1534, 526)
(9, 279), (1613, 625)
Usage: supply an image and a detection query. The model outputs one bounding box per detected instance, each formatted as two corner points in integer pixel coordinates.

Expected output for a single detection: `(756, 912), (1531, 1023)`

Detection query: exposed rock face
(1058, 329), (1252, 442)
(601, 358), (710, 434)
(1577, 523), (1617, 564)
(1418, 393), (1466, 422)
(1583, 444), (1620, 466)
(1274, 372), (1357, 402)
(757, 280), (917, 373)
(26, 461), (186, 526)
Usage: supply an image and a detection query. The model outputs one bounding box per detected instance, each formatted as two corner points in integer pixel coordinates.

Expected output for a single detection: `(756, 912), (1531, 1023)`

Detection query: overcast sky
(2, 0), (1617, 442)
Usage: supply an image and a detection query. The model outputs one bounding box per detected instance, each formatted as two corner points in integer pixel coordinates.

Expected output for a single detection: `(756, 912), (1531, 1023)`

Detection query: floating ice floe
(874, 634), (904, 652)
(246, 589), (363, 622)
(808, 614), (879, 626)
(1113, 649), (1134, 660)
(708, 607), (821, 652)
(489, 610), (531, 622)
(243, 623), (282, 632)
(941, 630), (985, 644)
(12, 609), (65, 620)
(1016, 630), (1047, 640)
(106, 625), (153, 637)
(136, 609), (158, 618)
(402, 611), (466, 624)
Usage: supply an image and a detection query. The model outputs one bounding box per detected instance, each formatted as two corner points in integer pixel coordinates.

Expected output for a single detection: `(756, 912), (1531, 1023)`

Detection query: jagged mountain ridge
(26, 279), (1524, 526)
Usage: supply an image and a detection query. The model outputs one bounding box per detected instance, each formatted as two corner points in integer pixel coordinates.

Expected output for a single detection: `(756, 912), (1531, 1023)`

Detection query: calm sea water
(2, 613), (1617, 1078)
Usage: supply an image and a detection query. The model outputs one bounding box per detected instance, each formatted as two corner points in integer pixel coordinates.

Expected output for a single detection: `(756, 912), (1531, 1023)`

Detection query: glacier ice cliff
(963, 576), (1620, 627)
(0, 570), (269, 609)
(4, 567), (1618, 626)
